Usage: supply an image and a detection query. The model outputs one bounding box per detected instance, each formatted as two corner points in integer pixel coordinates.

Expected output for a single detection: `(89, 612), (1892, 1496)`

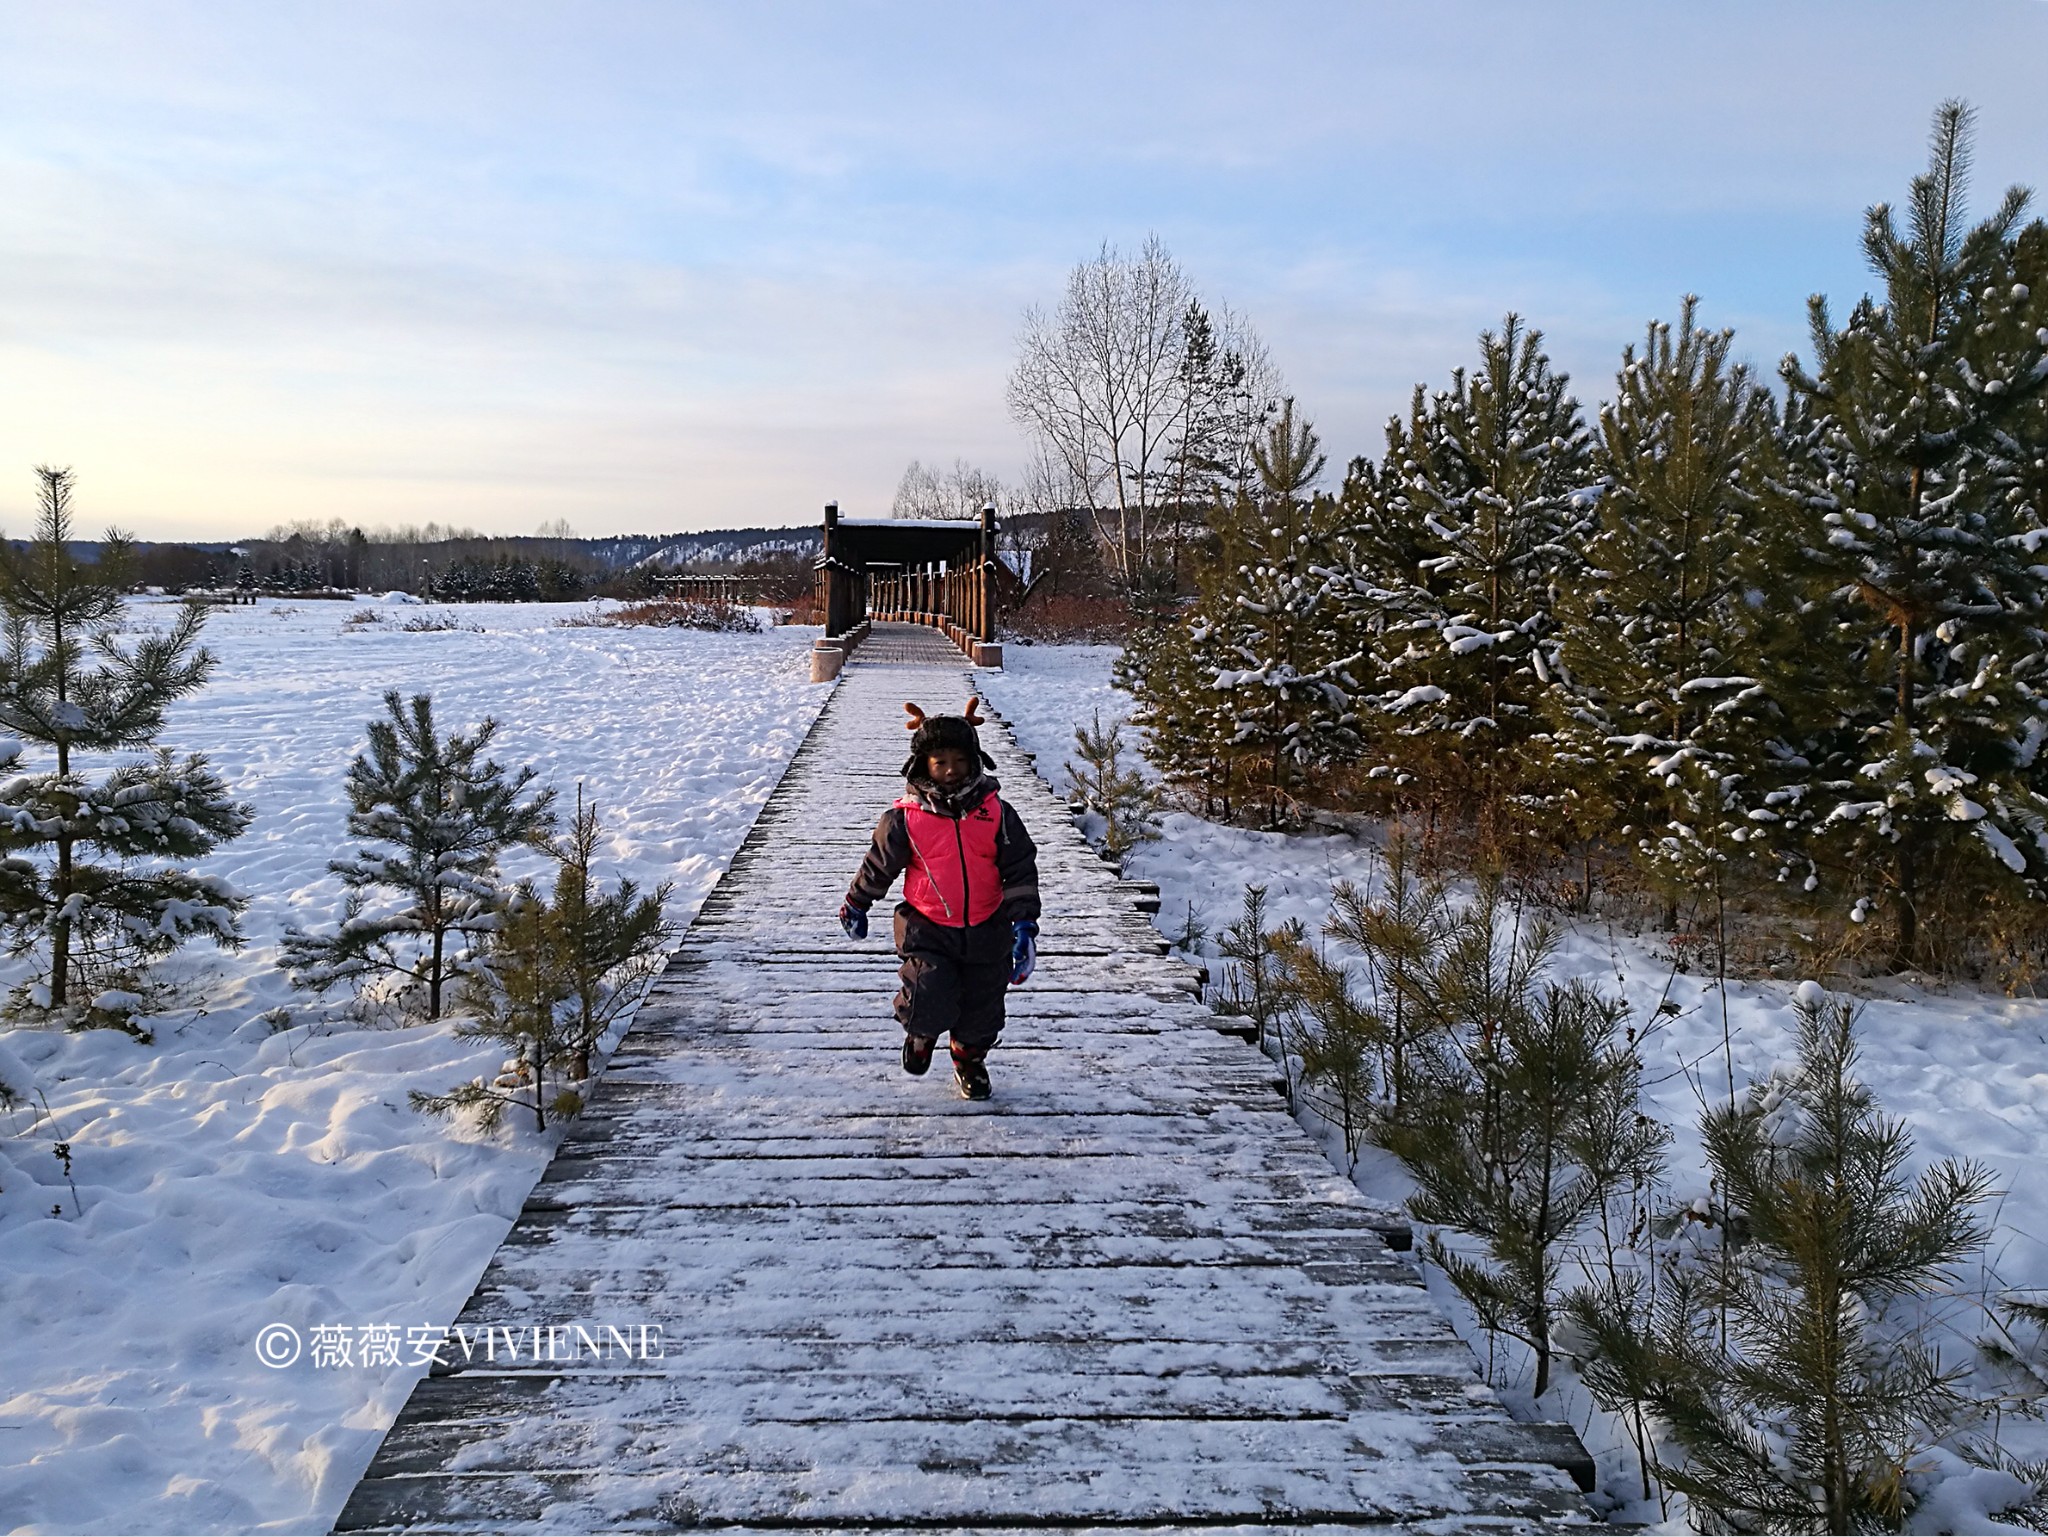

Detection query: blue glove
(839, 902), (868, 940)
(1009, 921), (1038, 986)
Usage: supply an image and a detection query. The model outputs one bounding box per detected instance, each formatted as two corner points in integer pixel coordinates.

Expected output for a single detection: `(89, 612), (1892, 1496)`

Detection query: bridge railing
(653, 573), (766, 606)
(808, 502), (1003, 680)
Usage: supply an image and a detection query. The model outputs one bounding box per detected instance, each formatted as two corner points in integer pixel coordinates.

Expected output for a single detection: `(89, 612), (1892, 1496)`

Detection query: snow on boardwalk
(334, 625), (1595, 1533)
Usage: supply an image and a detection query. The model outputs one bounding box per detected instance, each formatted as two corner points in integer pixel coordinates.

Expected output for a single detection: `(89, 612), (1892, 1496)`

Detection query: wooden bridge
(333, 623), (1597, 1533)
(808, 504), (1006, 680)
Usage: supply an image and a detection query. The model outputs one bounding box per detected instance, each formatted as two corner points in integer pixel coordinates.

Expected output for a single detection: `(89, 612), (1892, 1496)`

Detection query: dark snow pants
(893, 903), (1009, 1052)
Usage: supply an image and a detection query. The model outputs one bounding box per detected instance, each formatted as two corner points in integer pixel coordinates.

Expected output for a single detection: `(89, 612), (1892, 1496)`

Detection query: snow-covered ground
(0, 599), (829, 1535)
(976, 642), (2048, 1533)
(6, 618), (2043, 1534)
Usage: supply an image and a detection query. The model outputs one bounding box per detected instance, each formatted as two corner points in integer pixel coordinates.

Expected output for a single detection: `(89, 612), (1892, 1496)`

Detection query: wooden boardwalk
(335, 624), (1596, 1533)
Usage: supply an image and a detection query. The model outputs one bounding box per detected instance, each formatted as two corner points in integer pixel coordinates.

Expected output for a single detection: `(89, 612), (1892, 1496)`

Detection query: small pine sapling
(283, 691), (555, 1018)
(1065, 711), (1160, 859)
(1276, 934), (1379, 1171)
(550, 790), (674, 1078)
(1166, 898), (1208, 956)
(414, 795), (675, 1132)
(1322, 832), (1453, 1122)
(414, 883), (576, 1132)
(0, 466), (253, 1028)
(1373, 881), (1663, 1398)
(1564, 994), (1997, 1533)
(1212, 883), (1303, 1071)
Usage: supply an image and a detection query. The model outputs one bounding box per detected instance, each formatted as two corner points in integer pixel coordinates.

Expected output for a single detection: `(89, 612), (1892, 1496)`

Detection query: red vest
(897, 791), (1004, 927)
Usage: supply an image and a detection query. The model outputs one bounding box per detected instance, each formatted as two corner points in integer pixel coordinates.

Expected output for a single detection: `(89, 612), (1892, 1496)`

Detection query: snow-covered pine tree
(1201, 400), (1362, 822)
(0, 467), (251, 1023)
(1116, 609), (1247, 815)
(1776, 101), (2048, 967)
(1120, 446), (1257, 821)
(1353, 317), (1595, 855)
(1064, 711), (1160, 858)
(1553, 299), (1821, 915)
(282, 691), (555, 1018)
(1323, 453), (1432, 811)
(1565, 993), (1997, 1533)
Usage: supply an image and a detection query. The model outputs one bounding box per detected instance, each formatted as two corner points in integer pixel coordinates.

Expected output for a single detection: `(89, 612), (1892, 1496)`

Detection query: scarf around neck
(903, 770), (999, 818)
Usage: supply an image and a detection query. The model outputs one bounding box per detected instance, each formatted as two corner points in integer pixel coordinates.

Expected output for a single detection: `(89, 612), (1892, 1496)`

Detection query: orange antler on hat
(962, 696), (985, 725)
(903, 702), (926, 731)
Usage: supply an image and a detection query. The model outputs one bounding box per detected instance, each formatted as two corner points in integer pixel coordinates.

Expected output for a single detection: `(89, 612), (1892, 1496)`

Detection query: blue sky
(1, 2), (2042, 539)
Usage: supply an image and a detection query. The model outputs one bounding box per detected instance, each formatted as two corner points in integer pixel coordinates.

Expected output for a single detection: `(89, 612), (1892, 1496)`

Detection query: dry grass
(573, 598), (765, 633)
(399, 610), (482, 633)
(1004, 595), (1133, 645)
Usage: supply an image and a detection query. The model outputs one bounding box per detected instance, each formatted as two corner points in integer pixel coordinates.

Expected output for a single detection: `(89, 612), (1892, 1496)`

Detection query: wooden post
(978, 503), (995, 642)
(972, 502), (1002, 667)
(821, 501), (848, 638)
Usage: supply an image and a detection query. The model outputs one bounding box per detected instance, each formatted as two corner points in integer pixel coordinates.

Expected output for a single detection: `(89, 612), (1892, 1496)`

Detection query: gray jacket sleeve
(996, 802), (1041, 925)
(846, 807), (910, 911)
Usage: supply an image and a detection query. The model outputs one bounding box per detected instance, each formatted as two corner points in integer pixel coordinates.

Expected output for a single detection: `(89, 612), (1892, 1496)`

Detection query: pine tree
(283, 691), (555, 1018)
(1277, 934), (1378, 1172)
(0, 467), (252, 1021)
(1371, 880), (1663, 1398)
(1554, 299), (1821, 913)
(1776, 101), (2048, 966)
(412, 882), (575, 1131)
(1158, 300), (1279, 577)
(1064, 712), (1161, 858)
(1201, 400), (1362, 822)
(1320, 832), (1453, 1122)
(550, 790), (672, 1078)
(413, 796), (672, 1130)
(1565, 994), (1996, 1533)
(1346, 318), (1595, 851)
(1117, 611), (1247, 816)
(1212, 883), (1303, 1068)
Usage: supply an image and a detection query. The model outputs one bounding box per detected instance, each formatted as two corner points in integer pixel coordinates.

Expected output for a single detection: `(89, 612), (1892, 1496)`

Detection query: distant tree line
(19, 520), (822, 605)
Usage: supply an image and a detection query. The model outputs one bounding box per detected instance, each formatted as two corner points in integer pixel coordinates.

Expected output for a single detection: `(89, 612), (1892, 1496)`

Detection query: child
(839, 698), (1040, 1100)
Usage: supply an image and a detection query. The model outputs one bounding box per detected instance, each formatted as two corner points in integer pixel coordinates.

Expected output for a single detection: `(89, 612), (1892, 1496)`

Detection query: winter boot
(901, 1033), (935, 1077)
(950, 1040), (991, 1101)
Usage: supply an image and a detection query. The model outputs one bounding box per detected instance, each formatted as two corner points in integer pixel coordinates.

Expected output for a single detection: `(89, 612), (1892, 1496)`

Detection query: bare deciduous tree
(891, 458), (1005, 520)
(1007, 236), (1191, 585)
(1008, 236), (1281, 589)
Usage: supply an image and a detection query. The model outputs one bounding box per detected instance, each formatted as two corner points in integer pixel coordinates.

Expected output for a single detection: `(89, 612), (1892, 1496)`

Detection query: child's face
(924, 746), (974, 791)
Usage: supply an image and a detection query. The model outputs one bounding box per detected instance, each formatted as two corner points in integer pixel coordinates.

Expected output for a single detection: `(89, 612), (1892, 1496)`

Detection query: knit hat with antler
(900, 697), (997, 778)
